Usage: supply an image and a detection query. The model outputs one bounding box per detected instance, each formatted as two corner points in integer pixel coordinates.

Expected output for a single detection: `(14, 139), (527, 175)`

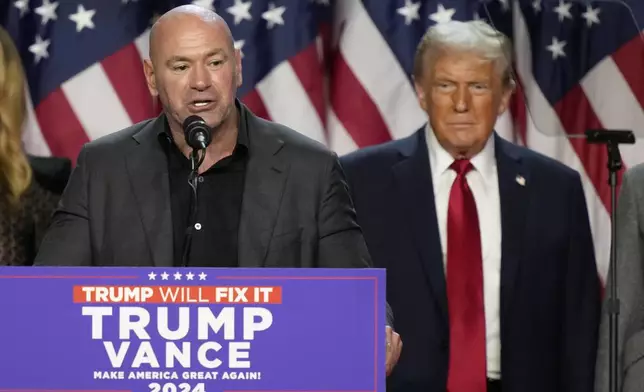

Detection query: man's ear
(143, 59), (158, 97)
(497, 79), (515, 115)
(234, 48), (243, 87)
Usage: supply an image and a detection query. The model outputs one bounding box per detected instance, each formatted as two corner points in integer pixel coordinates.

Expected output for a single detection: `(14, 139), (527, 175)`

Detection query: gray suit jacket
(596, 163), (644, 392)
(35, 103), (393, 324)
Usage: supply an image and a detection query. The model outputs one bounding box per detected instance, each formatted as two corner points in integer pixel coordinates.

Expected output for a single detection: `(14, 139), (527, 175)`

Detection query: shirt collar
(425, 123), (496, 184)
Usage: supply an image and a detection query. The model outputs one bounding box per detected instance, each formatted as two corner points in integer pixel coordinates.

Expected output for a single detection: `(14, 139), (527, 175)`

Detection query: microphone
(182, 115), (212, 151)
(180, 115), (211, 267)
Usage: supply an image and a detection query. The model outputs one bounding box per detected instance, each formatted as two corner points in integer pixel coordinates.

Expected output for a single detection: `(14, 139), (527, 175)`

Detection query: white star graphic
(35, 0), (58, 26)
(198, 272), (207, 280)
(227, 0), (252, 25)
(173, 272), (182, 280)
(69, 5), (96, 33)
(429, 4), (455, 24)
(553, 1), (573, 22)
(532, 0), (541, 13)
(581, 5), (600, 27)
(28, 35), (50, 64)
(262, 3), (286, 29)
(161, 272), (169, 280)
(185, 272), (195, 281)
(148, 272), (157, 280)
(397, 0), (420, 25)
(546, 37), (566, 59)
(14, 0), (29, 17)
(192, 0), (215, 10)
(234, 40), (245, 58)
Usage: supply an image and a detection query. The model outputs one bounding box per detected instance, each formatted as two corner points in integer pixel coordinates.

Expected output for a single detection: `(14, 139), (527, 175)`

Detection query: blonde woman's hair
(0, 26), (31, 207)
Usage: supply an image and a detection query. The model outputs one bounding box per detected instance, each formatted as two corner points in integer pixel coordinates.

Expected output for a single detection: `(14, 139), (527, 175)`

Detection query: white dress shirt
(425, 125), (502, 379)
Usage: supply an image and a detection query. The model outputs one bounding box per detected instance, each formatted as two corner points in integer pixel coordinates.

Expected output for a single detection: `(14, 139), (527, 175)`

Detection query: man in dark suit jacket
(34, 4), (401, 370)
(35, 100), (367, 270)
(340, 20), (600, 392)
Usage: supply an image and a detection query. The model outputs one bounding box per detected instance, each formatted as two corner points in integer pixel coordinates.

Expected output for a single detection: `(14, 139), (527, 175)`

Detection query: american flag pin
(516, 175), (526, 186)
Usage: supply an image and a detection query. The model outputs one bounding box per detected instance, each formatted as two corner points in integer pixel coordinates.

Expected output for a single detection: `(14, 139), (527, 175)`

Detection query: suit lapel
(495, 135), (530, 320)
(391, 130), (448, 324)
(125, 116), (173, 267)
(237, 109), (288, 267)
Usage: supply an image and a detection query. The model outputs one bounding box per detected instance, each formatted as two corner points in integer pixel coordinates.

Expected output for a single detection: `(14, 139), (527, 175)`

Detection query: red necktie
(446, 159), (487, 392)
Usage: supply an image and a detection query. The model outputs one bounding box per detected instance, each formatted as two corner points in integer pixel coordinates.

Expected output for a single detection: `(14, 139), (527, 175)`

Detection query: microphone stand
(181, 148), (206, 267)
(585, 129), (635, 392)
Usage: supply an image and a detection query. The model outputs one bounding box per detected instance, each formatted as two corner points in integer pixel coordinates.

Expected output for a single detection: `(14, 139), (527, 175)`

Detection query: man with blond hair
(340, 20), (600, 392)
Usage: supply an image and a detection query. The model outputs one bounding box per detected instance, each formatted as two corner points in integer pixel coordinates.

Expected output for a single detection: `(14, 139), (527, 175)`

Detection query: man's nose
(452, 86), (470, 113)
(189, 65), (212, 91)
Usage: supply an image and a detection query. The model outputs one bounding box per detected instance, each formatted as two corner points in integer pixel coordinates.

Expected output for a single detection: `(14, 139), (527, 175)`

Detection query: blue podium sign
(0, 267), (385, 392)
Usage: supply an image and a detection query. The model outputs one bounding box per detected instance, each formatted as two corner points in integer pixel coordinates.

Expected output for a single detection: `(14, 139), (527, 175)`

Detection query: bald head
(141, 4), (243, 140)
(149, 5), (234, 64)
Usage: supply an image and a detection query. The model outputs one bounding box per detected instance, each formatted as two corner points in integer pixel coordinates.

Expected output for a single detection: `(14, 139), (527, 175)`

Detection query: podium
(0, 267), (386, 391)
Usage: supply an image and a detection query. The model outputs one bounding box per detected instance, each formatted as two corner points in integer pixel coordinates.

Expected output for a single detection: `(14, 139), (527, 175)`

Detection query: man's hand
(385, 326), (402, 376)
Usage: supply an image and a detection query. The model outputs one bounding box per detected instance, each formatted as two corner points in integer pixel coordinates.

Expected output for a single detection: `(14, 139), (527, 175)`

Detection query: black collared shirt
(159, 109), (249, 267)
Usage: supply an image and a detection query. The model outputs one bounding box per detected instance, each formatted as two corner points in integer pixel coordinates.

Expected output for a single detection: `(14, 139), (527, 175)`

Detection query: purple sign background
(0, 267), (385, 392)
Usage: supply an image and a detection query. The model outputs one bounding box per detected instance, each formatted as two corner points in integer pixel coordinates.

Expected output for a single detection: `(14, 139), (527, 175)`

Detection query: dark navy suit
(339, 128), (600, 392)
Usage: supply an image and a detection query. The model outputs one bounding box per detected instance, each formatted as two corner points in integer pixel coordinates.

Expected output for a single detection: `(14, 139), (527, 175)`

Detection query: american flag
(2, 0), (644, 283)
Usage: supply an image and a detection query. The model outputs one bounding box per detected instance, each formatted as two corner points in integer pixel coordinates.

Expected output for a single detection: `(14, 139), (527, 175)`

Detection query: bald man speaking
(34, 5), (401, 372)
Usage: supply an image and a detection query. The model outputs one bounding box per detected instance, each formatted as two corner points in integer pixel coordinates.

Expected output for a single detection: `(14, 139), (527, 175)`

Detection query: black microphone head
(182, 115), (212, 150)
